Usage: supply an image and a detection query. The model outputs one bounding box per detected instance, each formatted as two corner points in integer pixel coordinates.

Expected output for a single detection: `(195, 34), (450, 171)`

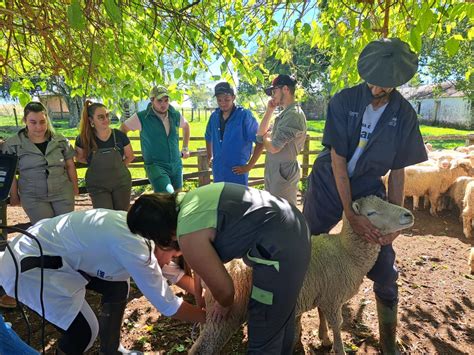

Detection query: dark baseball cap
(265, 74), (297, 96)
(214, 82), (234, 96)
(357, 38), (418, 88)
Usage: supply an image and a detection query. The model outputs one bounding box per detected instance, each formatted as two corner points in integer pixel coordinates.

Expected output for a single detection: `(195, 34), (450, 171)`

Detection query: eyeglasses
(95, 113), (110, 121)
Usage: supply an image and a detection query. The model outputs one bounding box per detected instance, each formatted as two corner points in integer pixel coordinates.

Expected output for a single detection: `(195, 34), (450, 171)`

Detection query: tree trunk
(64, 96), (83, 128)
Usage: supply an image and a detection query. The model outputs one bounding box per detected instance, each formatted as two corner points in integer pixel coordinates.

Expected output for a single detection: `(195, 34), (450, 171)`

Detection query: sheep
(404, 159), (471, 215)
(444, 176), (474, 215)
(469, 247), (474, 275)
(462, 180), (474, 239)
(454, 145), (474, 154)
(190, 196), (414, 355)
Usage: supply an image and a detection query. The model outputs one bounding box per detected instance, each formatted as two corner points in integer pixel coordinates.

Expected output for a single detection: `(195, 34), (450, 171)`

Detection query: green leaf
(419, 9), (434, 32)
(410, 28), (422, 52)
(18, 92), (32, 106)
(104, 0), (122, 24)
(302, 23), (311, 36)
(173, 68), (182, 80)
(445, 37), (460, 56)
(67, 0), (85, 30)
(253, 69), (264, 83)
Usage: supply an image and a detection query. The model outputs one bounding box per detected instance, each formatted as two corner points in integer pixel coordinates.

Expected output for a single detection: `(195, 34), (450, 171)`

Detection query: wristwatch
(256, 135), (263, 144)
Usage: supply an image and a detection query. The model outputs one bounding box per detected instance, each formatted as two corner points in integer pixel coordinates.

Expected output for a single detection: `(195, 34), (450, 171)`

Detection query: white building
(399, 83), (473, 129)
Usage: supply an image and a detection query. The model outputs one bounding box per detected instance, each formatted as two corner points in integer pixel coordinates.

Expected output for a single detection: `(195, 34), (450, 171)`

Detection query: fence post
(13, 107), (18, 127)
(467, 134), (474, 146)
(302, 134), (310, 178)
(197, 148), (211, 186)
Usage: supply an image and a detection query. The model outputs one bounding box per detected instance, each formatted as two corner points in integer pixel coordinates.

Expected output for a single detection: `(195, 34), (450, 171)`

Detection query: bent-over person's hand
(209, 302), (231, 323)
(346, 213), (381, 244)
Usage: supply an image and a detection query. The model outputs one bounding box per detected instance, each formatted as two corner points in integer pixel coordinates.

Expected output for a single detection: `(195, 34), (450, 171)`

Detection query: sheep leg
(317, 307), (332, 347)
(292, 314), (304, 351)
(462, 213), (472, 238)
(326, 307), (345, 355)
(412, 196), (419, 210)
(429, 193), (440, 216)
(424, 195), (432, 210)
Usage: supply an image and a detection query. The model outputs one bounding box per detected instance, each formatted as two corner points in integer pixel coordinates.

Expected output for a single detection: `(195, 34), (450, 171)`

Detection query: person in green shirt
(128, 182), (311, 353)
(121, 86), (190, 193)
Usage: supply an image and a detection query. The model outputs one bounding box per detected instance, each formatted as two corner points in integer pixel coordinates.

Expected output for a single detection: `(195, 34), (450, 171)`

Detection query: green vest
(137, 103), (181, 167)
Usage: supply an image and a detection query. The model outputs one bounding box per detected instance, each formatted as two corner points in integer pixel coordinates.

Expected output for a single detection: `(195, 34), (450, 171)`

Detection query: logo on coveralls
(388, 117), (398, 127)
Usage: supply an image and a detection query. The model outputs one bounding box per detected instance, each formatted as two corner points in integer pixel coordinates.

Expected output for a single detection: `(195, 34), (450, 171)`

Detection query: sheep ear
(352, 201), (360, 215)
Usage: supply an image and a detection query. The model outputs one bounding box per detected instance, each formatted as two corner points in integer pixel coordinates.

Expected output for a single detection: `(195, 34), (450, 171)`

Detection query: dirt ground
(1, 195), (473, 354)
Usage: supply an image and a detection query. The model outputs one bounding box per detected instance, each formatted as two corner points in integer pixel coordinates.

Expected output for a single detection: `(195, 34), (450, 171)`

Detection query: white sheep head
(351, 196), (414, 235)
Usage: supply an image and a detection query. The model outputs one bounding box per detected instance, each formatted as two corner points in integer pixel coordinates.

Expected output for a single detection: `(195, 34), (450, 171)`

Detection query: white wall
(409, 97), (472, 128)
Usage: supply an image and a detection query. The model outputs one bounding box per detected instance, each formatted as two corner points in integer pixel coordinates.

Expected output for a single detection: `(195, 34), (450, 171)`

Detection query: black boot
(98, 301), (143, 355)
(99, 301), (125, 355)
(376, 296), (400, 355)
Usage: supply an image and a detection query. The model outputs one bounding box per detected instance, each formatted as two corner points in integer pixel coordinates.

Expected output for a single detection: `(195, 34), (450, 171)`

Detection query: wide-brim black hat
(357, 38), (418, 87)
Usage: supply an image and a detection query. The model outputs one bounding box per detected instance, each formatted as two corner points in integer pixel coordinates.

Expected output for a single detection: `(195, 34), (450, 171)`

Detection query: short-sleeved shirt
(267, 103), (307, 162)
(75, 129), (130, 164)
(177, 182), (305, 263)
(205, 106), (258, 184)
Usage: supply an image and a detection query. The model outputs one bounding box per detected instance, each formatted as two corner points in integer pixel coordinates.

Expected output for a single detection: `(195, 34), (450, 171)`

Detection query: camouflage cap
(150, 85), (169, 100)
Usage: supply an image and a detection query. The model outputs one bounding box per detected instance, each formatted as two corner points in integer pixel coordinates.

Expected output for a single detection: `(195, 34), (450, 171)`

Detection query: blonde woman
(75, 101), (134, 210)
(3, 101), (78, 224)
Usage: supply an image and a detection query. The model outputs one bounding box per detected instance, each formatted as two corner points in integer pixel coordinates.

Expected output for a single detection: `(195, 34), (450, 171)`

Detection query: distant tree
(187, 84), (213, 109)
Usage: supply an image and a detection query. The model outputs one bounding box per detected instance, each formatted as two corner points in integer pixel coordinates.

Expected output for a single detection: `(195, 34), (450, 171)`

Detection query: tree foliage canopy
(1, 0), (472, 105)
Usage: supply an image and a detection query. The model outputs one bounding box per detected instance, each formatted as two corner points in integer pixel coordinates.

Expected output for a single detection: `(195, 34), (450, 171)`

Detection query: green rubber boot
(376, 296), (400, 355)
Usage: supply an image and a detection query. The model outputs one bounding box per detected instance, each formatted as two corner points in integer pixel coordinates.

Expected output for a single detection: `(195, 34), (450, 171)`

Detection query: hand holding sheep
(209, 302), (232, 323)
(346, 212), (382, 243)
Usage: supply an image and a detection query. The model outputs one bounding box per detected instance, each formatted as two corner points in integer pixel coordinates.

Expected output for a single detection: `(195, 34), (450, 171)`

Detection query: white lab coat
(0, 209), (182, 330)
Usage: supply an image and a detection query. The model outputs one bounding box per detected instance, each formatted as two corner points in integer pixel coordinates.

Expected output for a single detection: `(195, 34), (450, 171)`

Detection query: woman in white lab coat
(0, 209), (205, 354)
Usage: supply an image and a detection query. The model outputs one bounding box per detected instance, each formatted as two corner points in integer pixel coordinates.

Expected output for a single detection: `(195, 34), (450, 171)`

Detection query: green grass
(1, 115), (471, 181)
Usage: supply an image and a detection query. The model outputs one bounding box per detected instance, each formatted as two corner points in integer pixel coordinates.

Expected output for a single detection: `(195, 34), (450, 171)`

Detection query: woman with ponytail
(75, 100), (134, 210)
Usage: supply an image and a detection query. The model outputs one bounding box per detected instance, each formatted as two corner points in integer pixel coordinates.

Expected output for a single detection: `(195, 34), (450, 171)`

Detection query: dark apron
(85, 130), (132, 198)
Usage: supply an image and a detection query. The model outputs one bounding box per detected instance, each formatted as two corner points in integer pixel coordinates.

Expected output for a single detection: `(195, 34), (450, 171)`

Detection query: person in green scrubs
(128, 182), (311, 354)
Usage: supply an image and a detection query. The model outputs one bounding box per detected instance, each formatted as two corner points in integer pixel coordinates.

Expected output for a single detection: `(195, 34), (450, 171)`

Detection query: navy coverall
(303, 83), (427, 306)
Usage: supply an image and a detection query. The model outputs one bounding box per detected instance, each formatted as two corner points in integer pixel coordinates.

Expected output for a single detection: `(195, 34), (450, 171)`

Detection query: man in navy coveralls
(303, 38), (427, 354)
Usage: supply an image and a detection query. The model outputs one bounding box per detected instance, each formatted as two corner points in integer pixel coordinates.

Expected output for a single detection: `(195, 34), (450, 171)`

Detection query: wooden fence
(74, 135), (322, 193)
(73, 133), (474, 193)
